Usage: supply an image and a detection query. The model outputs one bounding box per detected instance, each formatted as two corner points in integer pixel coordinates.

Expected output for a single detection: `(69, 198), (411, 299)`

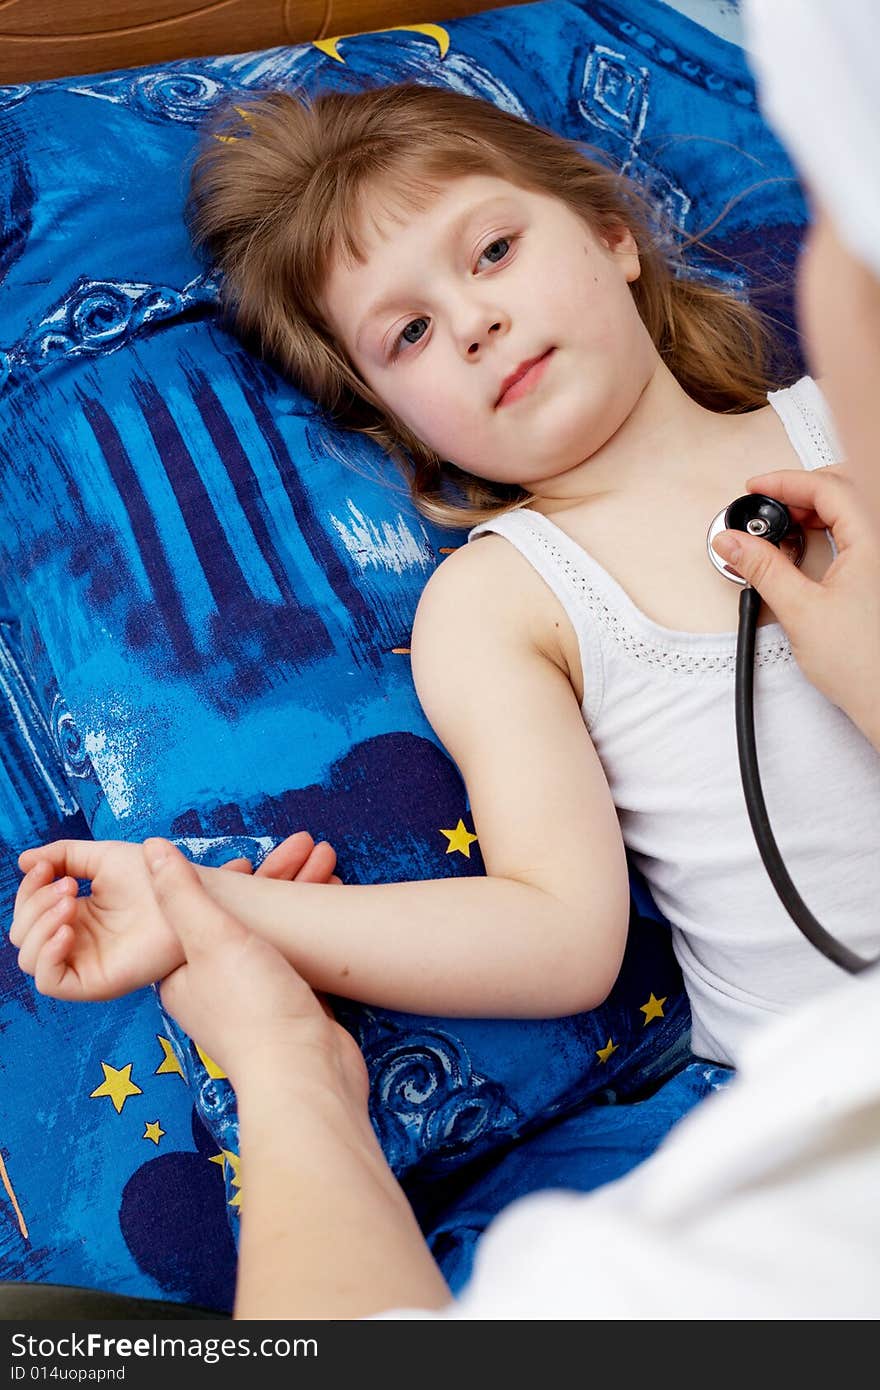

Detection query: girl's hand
(712, 465), (880, 749)
(221, 831), (342, 885)
(11, 832), (341, 1002)
(12, 840), (184, 1001)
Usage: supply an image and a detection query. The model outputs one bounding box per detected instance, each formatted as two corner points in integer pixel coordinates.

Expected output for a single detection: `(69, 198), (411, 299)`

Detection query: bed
(0, 0), (810, 1316)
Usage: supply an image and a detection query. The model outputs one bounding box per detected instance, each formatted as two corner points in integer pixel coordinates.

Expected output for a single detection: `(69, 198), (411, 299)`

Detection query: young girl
(11, 83), (880, 1069)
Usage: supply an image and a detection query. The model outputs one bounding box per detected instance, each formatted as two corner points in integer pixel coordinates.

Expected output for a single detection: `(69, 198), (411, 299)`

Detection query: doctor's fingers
(711, 529), (818, 619)
(747, 466), (868, 545)
(150, 844), (327, 1036)
(11, 866), (78, 947)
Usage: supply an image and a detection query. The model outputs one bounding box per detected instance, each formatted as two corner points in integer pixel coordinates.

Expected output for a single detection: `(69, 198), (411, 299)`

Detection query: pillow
(0, 619), (237, 1308)
(0, 0), (808, 1306)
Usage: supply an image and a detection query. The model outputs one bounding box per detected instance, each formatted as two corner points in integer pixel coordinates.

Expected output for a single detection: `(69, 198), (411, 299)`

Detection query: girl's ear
(602, 222), (641, 283)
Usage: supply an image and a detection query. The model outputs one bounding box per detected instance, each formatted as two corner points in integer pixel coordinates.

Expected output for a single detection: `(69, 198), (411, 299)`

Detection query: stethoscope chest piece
(706, 493), (806, 585)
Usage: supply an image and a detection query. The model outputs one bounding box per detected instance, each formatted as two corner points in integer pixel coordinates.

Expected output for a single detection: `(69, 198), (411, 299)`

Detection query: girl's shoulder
(412, 527), (572, 673)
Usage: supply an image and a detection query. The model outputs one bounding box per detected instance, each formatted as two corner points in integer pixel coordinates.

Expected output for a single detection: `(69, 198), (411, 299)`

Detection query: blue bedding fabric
(0, 0), (804, 1308)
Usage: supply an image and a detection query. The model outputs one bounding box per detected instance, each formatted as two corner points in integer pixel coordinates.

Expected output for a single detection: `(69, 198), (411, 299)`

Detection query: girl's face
(321, 174), (657, 493)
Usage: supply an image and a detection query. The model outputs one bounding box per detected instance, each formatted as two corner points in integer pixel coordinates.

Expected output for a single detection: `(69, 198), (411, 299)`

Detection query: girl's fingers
(148, 834), (334, 886)
(329, 875), (343, 886)
(294, 842), (337, 884)
(17, 847), (50, 873)
(11, 875), (77, 948)
(257, 832), (315, 879)
(17, 896), (77, 976)
(13, 861), (54, 918)
(34, 925), (74, 997)
(220, 857), (254, 874)
(17, 839), (100, 882)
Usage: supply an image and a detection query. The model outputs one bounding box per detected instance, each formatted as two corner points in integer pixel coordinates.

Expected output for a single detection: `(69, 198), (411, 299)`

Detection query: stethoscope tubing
(735, 584), (876, 974)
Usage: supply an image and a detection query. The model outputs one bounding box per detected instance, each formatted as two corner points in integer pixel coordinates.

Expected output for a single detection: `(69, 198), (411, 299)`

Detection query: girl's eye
(476, 236), (512, 269)
(401, 317), (429, 347)
(389, 236), (515, 357)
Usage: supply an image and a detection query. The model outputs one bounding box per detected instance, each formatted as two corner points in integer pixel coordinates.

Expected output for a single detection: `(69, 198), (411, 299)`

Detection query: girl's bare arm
(201, 536), (629, 1018)
(200, 870), (616, 1017)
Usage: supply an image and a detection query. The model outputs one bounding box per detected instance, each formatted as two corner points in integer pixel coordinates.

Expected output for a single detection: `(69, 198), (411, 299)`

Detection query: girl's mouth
(496, 348), (555, 407)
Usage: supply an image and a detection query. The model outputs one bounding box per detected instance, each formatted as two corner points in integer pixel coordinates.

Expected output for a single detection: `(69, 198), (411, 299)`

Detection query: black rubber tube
(736, 585), (876, 975)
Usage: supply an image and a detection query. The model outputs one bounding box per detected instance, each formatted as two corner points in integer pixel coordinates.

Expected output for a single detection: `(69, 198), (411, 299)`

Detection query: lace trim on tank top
(522, 521), (794, 675)
(471, 375), (842, 676)
(787, 380), (838, 469)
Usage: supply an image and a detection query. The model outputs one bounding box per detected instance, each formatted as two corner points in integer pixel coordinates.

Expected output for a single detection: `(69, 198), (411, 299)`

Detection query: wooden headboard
(2, 0), (533, 84)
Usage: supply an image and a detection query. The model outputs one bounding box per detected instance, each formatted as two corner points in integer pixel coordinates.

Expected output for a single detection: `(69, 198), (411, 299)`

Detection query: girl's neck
(529, 360), (755, 511)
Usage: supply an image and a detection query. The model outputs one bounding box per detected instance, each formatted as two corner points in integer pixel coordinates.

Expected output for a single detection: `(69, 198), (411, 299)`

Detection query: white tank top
(468, 377), (880, 1066)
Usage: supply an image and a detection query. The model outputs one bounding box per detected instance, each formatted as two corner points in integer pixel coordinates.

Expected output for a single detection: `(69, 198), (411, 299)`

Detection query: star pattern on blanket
(143, 1120), (165, 1145)
(313, 24), (451, 65)
(194, 1043), (227, 1080)
(440, 819), (479, 857)
(154, 1034), (185, 1078)
(596, 1038), (619, 1064)
(89, 1061), (143, 1114)
(640, 992), (667, 1025)
(210, 1149), (242, 1211)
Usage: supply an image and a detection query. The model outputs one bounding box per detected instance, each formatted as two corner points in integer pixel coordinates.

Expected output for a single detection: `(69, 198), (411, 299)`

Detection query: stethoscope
(707, 495), (877, 975)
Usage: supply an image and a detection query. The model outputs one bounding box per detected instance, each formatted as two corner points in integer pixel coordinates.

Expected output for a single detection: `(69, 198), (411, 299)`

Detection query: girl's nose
(467, 320), (504, 355)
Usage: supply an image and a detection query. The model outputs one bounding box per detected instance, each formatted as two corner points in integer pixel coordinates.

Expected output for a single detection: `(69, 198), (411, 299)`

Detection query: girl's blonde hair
(187, 81), (794, 528)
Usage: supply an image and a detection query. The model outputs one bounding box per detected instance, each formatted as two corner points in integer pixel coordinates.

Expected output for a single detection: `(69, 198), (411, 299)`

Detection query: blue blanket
(0, 0), (803, 1307)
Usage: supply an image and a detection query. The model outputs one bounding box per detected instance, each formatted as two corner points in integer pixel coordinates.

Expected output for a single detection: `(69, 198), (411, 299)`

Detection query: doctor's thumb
(143, 838), (231, 954)
(712, 530), (811, 617)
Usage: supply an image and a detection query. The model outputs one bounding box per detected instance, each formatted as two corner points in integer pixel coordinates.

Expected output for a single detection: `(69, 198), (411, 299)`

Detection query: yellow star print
(210, 1149), (242, 1210)
(143, 1121), (165, 1145)
(313, 24), (450, 64)
(596, 1038), (619, 1064)
(90, 1062), (143, 1114)
(195, 1044), (228, 1080)
(640, 993), (667, 1025)
(223, 1150), (241, 1191)
(439, 819), (479, 858)
(155, 1035), (184, 1078)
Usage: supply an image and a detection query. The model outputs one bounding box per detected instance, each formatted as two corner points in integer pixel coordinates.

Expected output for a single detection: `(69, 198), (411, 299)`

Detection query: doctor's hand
(149, 838), (448, 1323)
(150, 838), (369, 1106)
(712, 465), (880, 750)
(11, 831), (340, 1002)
